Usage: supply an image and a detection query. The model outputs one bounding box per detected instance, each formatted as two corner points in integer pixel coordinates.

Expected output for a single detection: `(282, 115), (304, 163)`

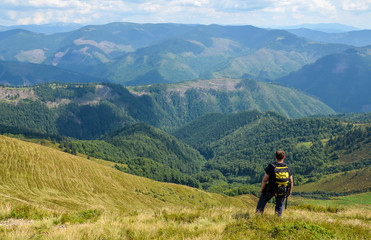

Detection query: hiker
(255, 150), (293, 217)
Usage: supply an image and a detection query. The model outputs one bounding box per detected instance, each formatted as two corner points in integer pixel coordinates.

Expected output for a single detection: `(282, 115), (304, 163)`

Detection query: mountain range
(0, 22), (369, 114)
(0, 81), (335, 140)
(0, 23), (350, 84)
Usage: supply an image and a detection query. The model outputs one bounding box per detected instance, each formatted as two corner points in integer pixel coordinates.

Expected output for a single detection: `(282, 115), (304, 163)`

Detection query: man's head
(275, 150), (285, 162)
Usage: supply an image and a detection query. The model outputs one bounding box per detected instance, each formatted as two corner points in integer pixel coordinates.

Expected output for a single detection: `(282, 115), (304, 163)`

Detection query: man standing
(256, 150), (293, 217)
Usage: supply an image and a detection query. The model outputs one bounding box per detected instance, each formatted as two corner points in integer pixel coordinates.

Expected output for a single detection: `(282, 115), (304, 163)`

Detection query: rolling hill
(66, 123), (206, 188)
(277, 47), (371, 112)
(295, 168), (371, 193)
(129, 78), (335, 129)
(95, 24), (349, 84)
(0, 80), (335, 139)
(0, 23), (196, 72)
(173, 111), (370, 194)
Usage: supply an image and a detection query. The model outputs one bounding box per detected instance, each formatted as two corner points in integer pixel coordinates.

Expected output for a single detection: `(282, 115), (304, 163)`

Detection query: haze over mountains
(0, 22), (370, 114)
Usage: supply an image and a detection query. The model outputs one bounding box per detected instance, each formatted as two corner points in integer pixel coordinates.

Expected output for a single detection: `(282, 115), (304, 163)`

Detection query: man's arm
(289, 175), (293, 196)
(260, 173), (269, 193)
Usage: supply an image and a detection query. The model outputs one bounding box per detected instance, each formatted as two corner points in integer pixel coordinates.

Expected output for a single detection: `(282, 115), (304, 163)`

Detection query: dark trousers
(256, 190), (285, 217)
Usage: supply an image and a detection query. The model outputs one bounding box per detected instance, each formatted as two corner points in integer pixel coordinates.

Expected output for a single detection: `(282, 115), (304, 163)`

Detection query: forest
(0, 83), (370, 197)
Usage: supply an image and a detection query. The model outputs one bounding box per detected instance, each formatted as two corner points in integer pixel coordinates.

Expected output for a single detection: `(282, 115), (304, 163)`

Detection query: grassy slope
(295, 168), (371, 193)
(0, 135), (369, 239)
(0, 135), (247, 212)
(291, 192), (371, 210)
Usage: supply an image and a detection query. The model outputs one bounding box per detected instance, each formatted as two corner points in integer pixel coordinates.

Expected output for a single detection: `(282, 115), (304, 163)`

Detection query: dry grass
(0, 135), (246, 213)
(0, 201), (369, 239)
(0, 135), (370, 239)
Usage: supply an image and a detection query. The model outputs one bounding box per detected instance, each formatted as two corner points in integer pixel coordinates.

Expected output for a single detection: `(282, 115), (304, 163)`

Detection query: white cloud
(0, 0), (370, 28)
(342, 0), (371, 11)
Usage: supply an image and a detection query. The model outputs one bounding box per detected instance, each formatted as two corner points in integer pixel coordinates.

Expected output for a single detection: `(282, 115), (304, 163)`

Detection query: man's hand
(260, 173), (269, 194)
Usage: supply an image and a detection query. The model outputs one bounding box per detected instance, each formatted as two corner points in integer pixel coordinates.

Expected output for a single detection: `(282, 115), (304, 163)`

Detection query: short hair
(275, 150), (285, 161)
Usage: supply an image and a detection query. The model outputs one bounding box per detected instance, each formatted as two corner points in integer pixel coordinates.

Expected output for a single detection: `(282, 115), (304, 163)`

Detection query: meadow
(0, 135), (370, 239)
(0, 200), (369, 239)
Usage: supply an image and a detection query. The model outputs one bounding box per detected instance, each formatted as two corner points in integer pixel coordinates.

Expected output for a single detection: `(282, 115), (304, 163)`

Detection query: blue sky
(1, 0), (370, 29)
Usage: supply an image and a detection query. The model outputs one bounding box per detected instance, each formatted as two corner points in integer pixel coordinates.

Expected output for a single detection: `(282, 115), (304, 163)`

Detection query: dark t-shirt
(265, 162), (293, 193)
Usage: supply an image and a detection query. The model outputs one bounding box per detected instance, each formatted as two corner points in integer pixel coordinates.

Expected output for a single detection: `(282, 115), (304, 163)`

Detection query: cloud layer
(1, 0), (370, 28)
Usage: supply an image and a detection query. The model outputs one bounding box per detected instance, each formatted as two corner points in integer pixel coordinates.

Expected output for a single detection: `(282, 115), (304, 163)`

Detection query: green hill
(173, 111), (371, 195)
(0, 134), (244, 212)
(66, 123), (206, 188)
(295, 168), (371, 193)
(0, 80), (335, 139)
(130, 78), (335, 130)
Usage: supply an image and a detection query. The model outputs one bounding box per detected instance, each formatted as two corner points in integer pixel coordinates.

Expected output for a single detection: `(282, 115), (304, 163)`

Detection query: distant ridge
(277, 23), (360, 33)
(0, 23), (83, 34)
(287, 29), (371, 47)
(0, 60), (106, 86)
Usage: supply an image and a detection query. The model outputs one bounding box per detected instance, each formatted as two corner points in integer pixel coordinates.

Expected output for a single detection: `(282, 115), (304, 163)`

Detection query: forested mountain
(174, 111), (370, 195)
(0, 23), (349, 84)
(277, 47), (371, 113)
(0, 23), (194, 71)
(65, 123), (205, 188)
(129, 78), (335, 129)
(0, 83), (156, 139)
(95, 25), (349, 84)
(0, 80), (334, 139)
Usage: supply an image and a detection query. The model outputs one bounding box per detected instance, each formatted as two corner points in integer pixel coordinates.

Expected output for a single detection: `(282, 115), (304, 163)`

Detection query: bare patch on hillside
(45, 99), (71, 109)
(74, 38), (134, 54)
(15, 49), (46, 64)
(0, 88), (36, 102)
(96, 85), (119, 100)
(202, 38), (243, 56)
(168, 78), (240, 96)
(68, 85), (119, 106)
(53, 48), (70, 66)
